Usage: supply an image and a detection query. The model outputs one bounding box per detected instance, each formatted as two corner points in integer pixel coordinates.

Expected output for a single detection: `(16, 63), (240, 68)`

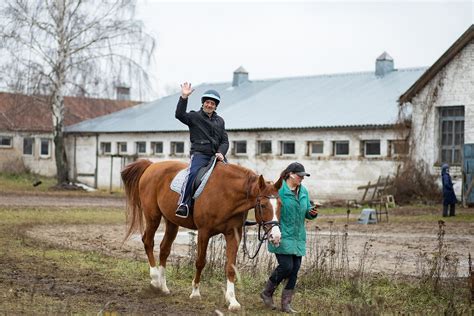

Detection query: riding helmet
(201, 89), (221, 106)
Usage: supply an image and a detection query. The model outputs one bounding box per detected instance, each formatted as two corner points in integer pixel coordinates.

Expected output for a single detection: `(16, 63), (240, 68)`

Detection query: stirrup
(175, 204), (189, 218)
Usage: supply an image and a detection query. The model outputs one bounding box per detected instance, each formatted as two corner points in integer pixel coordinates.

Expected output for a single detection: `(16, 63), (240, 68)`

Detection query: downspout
(95, 134), (99, 188)
(73, 135), (77, 181)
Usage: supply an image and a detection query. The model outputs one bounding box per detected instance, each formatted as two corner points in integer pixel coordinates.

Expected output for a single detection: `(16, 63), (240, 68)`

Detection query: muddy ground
(1, 193), (473, 314)
(5, 192), (472, 276)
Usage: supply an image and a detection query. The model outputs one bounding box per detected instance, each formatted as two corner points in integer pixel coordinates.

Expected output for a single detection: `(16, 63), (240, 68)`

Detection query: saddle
(170, 156), (218, 199)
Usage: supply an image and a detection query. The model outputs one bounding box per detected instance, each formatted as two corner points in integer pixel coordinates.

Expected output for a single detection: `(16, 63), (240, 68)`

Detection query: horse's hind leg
(154, 220), (179, 294)
(141, 210), (165, 291)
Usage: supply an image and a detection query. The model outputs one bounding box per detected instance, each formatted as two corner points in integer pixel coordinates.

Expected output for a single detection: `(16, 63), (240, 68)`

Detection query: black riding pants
(269, 254), (302, 290)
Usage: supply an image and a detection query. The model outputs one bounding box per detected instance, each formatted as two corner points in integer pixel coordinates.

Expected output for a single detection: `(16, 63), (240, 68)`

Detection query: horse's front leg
(223, 227), (243, 311)
(190, 229), (211, 299)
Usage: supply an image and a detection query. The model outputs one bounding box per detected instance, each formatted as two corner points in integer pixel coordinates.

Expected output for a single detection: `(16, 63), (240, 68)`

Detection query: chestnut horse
(121, 159), (282, 311)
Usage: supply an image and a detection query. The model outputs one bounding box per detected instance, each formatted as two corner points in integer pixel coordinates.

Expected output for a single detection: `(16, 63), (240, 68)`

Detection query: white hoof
(228, 301), (241, 311)
(161, 286), (170, 295)
(190, 288), (201, 299)
(190, 280), (201, 298)
(150, 279), (161, 289)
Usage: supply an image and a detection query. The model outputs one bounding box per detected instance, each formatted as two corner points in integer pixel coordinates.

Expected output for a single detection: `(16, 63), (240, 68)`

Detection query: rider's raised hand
(181, 82), (195, 99)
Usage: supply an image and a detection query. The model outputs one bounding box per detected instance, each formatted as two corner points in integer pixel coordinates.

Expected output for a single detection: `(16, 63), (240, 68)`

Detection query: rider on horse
(174, 82), (229, 218)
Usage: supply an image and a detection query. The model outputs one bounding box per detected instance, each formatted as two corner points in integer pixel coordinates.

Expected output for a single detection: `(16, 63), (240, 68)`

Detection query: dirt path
(26, 220), (474, 277)
(0, 192), (125, 207)
(3, 192), (473, 277)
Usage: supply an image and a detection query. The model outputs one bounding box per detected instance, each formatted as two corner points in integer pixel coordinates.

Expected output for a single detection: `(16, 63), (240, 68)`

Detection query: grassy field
(0, 172), (122, 196)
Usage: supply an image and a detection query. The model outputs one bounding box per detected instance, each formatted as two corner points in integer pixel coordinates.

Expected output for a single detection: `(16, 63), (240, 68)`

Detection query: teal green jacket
(268, 180), (317, 256)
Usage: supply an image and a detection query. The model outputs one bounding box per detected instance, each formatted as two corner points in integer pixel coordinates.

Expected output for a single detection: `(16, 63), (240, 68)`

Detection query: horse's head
(253, 175), (283, 246)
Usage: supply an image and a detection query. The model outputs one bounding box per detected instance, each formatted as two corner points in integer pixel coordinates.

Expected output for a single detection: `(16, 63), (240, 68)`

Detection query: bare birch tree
(0, 0), (155, 185)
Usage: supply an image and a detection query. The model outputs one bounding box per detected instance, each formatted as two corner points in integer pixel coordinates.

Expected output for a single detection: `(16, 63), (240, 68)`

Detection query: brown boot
(281, 289), (297, 313)
(260, 279), (277, 309)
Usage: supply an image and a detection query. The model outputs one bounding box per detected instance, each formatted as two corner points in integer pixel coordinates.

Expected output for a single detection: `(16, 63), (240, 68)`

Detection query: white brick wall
(409, 41), (474, 173)
(0, 132), (56, 176)
(67, 127), (408, 200)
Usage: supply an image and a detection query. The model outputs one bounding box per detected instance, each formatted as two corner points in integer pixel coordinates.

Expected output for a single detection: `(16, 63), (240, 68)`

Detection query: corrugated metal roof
(66, 67), (427, 133)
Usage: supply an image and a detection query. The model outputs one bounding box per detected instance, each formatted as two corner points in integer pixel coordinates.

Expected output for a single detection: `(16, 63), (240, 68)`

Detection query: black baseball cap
(286, 162), (310, 177)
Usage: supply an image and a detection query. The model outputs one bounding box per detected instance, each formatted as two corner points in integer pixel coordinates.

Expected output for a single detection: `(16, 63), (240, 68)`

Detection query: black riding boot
(260, 279), (277, 309)
(281, 289), (297, 313)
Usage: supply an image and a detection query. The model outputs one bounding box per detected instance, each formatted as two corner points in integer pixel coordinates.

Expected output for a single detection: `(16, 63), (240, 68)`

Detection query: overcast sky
(136, 1), (473, 98)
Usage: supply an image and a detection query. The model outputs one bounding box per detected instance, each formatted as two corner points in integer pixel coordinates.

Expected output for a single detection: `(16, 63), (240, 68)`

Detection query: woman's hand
(309, 208), (318, 216)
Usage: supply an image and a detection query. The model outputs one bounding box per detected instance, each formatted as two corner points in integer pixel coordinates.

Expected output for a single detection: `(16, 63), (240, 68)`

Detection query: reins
(242, 195), (280, 259)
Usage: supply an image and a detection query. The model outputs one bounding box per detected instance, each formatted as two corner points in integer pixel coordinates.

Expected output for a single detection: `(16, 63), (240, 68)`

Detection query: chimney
(116, 86), (130, 100)
(375, 52), (394, 77)
(232, 66), (249, 87)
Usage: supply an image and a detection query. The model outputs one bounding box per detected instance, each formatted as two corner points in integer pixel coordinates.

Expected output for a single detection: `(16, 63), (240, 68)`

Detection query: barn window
(0, 136), (12, 148)
(117, 142), (127, 154)
(151, 141), (163, 155)
(100, 142), (111, 155)
(280, 141), (295, 155)
(233, 141), (247, 155)
(23, 138), (34, 155)
(171, 141), (185, 155)
(363, 140), (381, 156)
(307, 141), (324, 155)
(439, 106), (464, 165)
(388, 140), (409, 156)
(333, 141), (349, 156)
(40, 138), (51, 157)
(257, 140), (272, 154)
(136, 142), (146, 155)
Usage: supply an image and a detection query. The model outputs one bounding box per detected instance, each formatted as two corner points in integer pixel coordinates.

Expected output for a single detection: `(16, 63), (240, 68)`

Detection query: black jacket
(175, 97), (229, 156)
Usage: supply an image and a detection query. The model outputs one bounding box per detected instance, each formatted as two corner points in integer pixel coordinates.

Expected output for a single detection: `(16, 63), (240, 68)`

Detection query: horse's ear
(274, 176), (283, 190)
(258, 175), (266, 190)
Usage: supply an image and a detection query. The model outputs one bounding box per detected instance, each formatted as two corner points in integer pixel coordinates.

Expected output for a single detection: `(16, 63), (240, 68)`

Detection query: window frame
(0, 135), (13, 148)
(333, 141), (349, 156)
(388, 139), (409, 157)
(307, 141), (324, 156)
(363, 140), (381, 157)
(135, 141), (147, 155)
(100, 142), (112, 155)
(23, 137), (35, 156)
(171, 141), (185, 155)
(117, 142), (128, 155)
(232, 140), (247, 155)
(439, 106), (464, 165)
(280, 141), (295, 155)
(257, 140), (272, 155)
(151, 141), (164, 155)
(40, 138), (51, 157)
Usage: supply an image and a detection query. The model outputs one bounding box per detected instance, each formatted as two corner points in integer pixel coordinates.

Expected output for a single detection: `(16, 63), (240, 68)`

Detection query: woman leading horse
(121, 159), (282, 311)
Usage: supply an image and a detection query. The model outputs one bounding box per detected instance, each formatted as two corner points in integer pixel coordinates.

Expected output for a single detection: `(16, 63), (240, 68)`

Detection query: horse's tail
(121, 159), (153, 241)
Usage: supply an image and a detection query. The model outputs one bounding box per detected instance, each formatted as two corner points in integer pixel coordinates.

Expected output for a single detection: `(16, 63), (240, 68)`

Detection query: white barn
(66, 54), (426, 200)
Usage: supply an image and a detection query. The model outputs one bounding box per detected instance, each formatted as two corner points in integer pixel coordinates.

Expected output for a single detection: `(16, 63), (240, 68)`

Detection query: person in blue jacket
(260, 162), (318, 313)
(441, 163), (457, 217)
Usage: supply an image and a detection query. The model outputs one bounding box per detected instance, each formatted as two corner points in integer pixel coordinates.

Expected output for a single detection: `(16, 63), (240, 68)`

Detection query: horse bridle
(243, 194), (280, 259)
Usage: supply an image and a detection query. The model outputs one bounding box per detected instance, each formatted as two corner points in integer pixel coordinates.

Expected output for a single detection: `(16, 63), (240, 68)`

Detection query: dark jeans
(179, 153), (213, 207)
(442, 203), (456, 217)
(269, 254), (302, 290)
